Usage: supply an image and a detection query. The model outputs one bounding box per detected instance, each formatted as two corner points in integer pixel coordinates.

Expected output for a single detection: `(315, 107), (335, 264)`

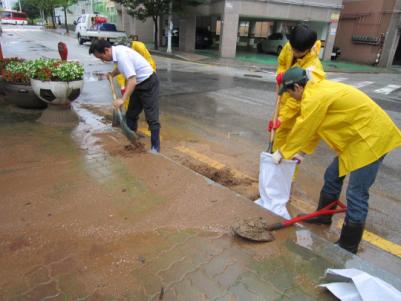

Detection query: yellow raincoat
(115, 41), (157, 110)
(280, 80), (401, 176)
(274, 41), (325, 153)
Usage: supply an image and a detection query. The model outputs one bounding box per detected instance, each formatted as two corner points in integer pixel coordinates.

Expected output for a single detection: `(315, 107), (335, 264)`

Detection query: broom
(107, 74), (139, 142)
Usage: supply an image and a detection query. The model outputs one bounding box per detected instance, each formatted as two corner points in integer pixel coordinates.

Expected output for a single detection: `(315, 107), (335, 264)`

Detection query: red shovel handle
(266, 200), (347, 230)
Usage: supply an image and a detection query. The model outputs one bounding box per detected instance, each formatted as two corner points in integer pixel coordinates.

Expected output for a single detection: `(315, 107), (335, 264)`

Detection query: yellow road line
(175, 145), (255, 181)
(335, 220), (401, 258)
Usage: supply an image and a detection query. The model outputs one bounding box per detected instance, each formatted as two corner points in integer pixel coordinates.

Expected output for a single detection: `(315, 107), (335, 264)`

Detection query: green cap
(278, 67), (308, 95)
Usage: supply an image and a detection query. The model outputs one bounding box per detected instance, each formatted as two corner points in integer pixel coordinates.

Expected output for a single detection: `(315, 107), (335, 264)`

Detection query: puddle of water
(84, 71), (107, 82)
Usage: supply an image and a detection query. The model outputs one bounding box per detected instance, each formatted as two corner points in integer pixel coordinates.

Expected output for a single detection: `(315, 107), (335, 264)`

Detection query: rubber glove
(276, 72), (284, 85)
(267, 119), (281, 132)
(272, 150), (283, 164)
(292, 153), (305, 164)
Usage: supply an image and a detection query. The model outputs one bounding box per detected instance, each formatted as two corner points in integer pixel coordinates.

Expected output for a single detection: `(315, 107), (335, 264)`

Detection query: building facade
(334, 0), (401, 67)
(177, 0), (343, 60)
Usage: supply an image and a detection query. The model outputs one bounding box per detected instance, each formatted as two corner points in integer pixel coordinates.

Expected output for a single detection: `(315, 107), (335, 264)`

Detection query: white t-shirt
(112, 45), (153, 84)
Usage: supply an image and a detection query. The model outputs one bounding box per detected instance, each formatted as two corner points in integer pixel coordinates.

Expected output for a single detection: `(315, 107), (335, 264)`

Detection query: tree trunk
(51, 8), (56, 28)
(153, 16), (159, 50)
(63, 7), (69, 33)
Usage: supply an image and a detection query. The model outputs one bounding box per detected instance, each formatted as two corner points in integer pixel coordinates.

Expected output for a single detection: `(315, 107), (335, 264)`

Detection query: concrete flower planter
(1, 82), (47, 109)
(30, 79), (84, 126)
(30, 79), (84, 105)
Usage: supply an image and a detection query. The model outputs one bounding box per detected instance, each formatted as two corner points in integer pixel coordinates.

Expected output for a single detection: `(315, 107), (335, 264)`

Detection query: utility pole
(18, 0), (22, 11)
(166, 1), (173, 53)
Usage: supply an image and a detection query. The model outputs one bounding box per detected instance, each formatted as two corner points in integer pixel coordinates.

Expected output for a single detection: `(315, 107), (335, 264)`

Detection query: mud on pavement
(0, 102), (344, 300)
(79, 103), (259, 199)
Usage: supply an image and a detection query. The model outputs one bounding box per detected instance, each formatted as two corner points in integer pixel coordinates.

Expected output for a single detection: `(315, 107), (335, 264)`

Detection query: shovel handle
(267, 94), (281, 153)
(265, 200), (347, 230)
(108, 74), (124, 127)
(108, 74), (118, 101)
(266, 222), (285, 231)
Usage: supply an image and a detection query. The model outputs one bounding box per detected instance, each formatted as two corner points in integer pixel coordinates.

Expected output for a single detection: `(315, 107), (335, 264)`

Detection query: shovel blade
(232, 217), (275, 242)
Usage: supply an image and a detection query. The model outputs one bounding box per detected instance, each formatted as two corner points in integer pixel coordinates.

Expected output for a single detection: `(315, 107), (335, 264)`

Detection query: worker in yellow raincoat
(271, 24), (325, 155)
(116, 36), (157, 110)
(272, 67), (401, 254)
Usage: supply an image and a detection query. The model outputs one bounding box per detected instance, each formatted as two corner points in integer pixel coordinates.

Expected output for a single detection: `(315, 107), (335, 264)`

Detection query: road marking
(175, 145), (255, 181)
(374, 85), (401, 95)
(330, 77), (348, 82)
(335, 220), (401, 258)
(208, 91), (266, 106)
(352, 81), (374, 88)
(362, 231), (401, 257)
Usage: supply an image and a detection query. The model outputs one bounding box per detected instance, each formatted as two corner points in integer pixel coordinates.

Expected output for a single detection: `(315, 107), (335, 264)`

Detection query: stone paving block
(158, 256), (195, 285)
(182, 235), (226, 261)
(23, 266), (50, 289)
(228, 282), (263, 301)
(203, 252), (236, 278)
(236, 272), (282, 300)
(37, 293), (66, 301)
(49, 257), (78, 277)
(130, 268), (164, 297)
(143, 246), (186, 276)
(213, 261), (244, 288)
(188, 269), (227, 300)
(214, 294), (240, 301)
(169, 278), (207, 301)
(18, 280), (59, 301)
(57, 273), (88, 300)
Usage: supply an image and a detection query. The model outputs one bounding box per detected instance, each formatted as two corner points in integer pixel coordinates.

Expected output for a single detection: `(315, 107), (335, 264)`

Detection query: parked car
(171, 28), (213, 49)
(74, 14), (126, 45)
(257, 32), (289, 55)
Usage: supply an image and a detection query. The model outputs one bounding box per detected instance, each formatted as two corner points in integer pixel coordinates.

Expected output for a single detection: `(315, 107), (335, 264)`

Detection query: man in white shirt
(89, 39), (161, 153)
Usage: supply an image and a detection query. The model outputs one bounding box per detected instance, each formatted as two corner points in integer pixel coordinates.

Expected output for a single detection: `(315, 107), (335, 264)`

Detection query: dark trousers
(321, 156), (385, 224)
(126, 73), (160, 132)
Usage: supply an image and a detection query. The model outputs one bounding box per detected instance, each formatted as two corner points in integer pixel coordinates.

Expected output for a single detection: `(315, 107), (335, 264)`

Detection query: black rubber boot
(150, 128), (160, 153)
(304, 193), (337, 225)
(338, 220), (364, 254)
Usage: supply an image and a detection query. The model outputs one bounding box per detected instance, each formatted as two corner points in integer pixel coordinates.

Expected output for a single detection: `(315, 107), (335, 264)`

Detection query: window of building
(238, 21), (249, 37)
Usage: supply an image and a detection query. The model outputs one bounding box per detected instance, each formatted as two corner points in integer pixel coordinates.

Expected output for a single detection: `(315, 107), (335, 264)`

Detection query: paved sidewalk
(1, 99), (401, 300)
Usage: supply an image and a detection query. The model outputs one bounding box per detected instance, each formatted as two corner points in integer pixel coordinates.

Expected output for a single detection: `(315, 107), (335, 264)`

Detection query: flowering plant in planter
(0, 57), (25, 73)
(2, 60), (31, 85)
(28, 59), (84, 82)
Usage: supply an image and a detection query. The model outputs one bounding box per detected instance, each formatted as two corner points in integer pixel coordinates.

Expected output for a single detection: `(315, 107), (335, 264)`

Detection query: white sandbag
(320, 268), (401, 301)
(255, 152), (297, 219)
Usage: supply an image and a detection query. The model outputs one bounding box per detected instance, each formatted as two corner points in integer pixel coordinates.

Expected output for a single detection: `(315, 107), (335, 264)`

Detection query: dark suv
(171, 28), (213, 49)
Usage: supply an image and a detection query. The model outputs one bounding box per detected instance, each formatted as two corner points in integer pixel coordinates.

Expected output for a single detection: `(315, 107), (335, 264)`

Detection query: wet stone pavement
(2, 92), (401, 301)
(2, 28), (401, 300)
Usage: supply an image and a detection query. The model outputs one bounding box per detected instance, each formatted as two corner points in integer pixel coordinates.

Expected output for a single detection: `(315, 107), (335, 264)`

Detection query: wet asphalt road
(2, 26), (401, 273)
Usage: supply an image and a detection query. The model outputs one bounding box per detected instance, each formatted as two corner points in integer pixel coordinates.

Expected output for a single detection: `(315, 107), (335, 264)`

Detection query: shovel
(107, 74), (139, 142)
(233, 200), (347, 242)
(266, 93), (281, 153)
